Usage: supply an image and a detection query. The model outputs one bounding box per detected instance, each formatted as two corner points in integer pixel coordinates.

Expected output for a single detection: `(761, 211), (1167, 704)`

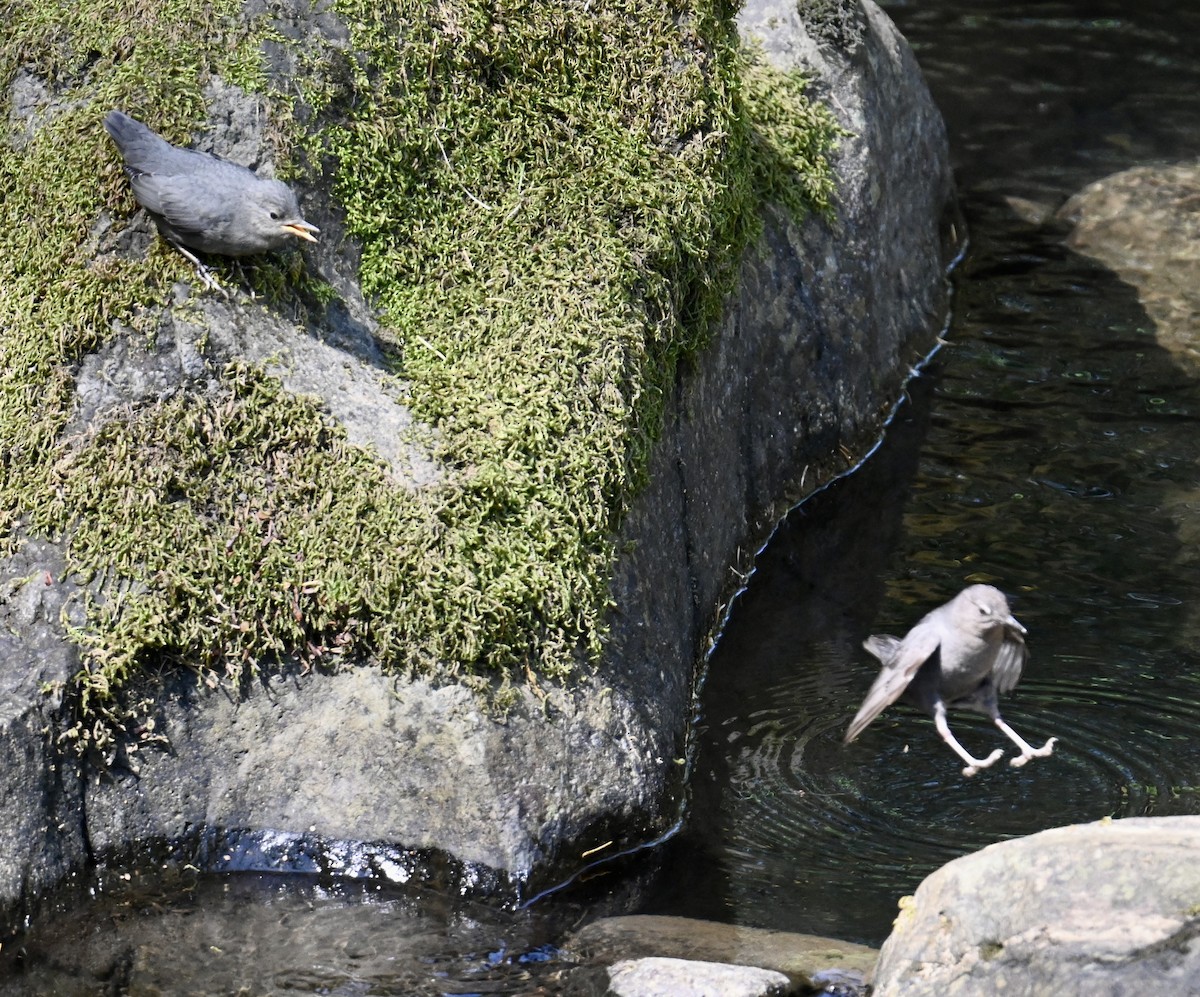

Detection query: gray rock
(0, 0), (955, 914)
(7, 69), (52, 151)
(872, 816), (1200, 995)
(1055, 164), (1200, 626)
(564, 914), (876, 992)
(1057, 162), (1200, 369)
(608, 957), (791, 997)
(0, 541), (88, 919)
(83, 664), (671, 881)
(71, 300), (441, 487)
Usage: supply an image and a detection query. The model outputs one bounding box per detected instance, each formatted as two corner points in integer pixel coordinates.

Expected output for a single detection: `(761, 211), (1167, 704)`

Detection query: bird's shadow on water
(633, 193), (1200, 945)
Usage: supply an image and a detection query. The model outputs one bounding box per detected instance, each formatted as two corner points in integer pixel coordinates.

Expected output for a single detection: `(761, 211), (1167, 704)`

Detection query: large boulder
(0, 0), (955, 922)
(872, 816), (1200, 994)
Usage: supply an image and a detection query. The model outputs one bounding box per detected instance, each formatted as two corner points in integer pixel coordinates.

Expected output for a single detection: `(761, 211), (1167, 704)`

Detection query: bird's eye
(978, 605), (988, 615)
(269, 210), (281, 220)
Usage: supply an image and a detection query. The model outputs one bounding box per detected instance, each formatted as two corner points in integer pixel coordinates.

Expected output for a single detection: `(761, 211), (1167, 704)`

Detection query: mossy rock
(0, 0), (841, 744)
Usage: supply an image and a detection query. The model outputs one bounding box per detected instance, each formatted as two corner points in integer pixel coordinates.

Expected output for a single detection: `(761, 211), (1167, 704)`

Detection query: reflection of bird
(843, 584), (1057, 776)
(104, 110), (318, 291)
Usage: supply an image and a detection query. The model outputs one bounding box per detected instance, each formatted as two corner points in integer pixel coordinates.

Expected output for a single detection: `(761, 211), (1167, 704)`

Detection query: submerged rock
(608, 956), (791, 997)
(1058, 161), (1200, 370)
(563, 914), (876, 993)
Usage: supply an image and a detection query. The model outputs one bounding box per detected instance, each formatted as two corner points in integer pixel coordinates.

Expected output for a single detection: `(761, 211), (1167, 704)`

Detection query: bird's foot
(961, 748), (1005, 777)
(173, 243), (230, 299)
(194, 263), (229, 299)
(1008, 736), (1058, 768)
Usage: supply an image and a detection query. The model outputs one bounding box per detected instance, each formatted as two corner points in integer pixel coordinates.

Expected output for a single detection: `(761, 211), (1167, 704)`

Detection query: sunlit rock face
(873, 817), (1200, 995)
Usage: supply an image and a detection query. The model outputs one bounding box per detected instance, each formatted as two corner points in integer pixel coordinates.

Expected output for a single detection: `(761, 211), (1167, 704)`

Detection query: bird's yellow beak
(282, 221), (320, 244)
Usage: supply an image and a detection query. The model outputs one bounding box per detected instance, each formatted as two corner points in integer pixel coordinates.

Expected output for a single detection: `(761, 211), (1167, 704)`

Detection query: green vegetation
(0, 0), (841, 743)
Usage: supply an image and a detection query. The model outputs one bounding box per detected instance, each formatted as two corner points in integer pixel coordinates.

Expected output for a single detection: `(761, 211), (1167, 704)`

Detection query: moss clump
(797, 0), (866, 51)
(0, 0), (841, 735)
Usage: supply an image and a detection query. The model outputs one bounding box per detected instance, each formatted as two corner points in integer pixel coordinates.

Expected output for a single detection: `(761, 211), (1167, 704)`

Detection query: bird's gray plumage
(844, 584), (1057, 776)
(104, 110), (318, 258)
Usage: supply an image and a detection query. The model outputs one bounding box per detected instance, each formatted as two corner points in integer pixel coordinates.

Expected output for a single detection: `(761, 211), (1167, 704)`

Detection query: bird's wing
(125, 166), (171, 217)
(843, 625), (941, 744)
(990, 632), (1028, 694)
(135, 171), (228, 242)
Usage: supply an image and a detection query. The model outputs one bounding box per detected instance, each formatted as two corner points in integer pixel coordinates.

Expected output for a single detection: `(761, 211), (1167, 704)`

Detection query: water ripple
(709, 652), (1200, 933)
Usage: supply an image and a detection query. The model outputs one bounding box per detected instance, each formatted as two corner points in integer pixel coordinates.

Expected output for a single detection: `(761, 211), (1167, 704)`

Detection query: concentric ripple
(657, 0), (1200, 942)
(700, 642), (1200, 942)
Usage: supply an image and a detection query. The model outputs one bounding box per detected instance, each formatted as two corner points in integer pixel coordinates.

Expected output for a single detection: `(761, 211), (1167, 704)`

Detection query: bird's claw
(194, 264), (229, 299)
(961, 748), (1005, 777)
(1008, 736), (1058, 768)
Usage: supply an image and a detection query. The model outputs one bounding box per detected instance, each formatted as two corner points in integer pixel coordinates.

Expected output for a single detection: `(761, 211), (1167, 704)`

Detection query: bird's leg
(932, 701), (1004, 777)
(993, 715), (1057, 768)
(172, 243), (229, 299)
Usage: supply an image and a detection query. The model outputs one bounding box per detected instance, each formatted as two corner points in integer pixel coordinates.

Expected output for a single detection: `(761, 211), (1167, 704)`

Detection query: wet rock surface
(564, 914), (876, 993)
(607, 957), (791, 997)
(0, 541), (88, 919)
(872, 816), (1200, 995)
(1057, 162), (1200, 370)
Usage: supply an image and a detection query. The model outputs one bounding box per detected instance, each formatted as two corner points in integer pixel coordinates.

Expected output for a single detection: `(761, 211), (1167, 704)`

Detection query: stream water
(7, 0), (1200, 992)
(641, 0), (1200, 947)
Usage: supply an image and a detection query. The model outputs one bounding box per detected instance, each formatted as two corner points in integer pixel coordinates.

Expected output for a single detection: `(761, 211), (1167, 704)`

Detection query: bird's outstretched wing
(990, 631), (1028, 695)
(843, 625), (940, 743)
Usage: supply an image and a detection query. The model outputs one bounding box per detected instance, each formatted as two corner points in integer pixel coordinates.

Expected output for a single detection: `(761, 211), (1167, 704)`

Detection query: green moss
(797, 0), (866, 51)
(0, 0), (841, 739)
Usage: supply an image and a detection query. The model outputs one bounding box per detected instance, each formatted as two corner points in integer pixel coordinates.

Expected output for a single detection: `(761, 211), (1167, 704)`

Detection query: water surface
(642, 0), (1200, 945)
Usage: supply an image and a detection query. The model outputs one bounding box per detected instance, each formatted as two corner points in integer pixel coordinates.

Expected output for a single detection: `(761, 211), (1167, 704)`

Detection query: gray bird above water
(104, 110), (318, 289)
(843, 584), (1057, 777)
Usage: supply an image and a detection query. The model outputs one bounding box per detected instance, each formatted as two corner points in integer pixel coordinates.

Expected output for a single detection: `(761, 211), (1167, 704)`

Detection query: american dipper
(843, 584), (1057, 776)
(104, 110), (318, 289)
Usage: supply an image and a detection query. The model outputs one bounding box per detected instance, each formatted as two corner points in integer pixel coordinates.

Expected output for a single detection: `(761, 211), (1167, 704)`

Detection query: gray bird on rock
(104, 110), (318, 290)
(843, 584), (1057, 776)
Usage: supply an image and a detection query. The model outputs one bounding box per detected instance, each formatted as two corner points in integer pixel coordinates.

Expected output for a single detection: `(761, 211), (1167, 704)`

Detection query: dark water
(9, 0), (1200, 990)
(642, 0), (1200, 947)
(0, 867), (593, 996)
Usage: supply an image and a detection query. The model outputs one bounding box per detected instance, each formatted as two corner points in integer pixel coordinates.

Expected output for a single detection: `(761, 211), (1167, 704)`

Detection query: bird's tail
(843, 633), (905, 745)
(862, 633), (902, 663)
(103, 110), (169, 163)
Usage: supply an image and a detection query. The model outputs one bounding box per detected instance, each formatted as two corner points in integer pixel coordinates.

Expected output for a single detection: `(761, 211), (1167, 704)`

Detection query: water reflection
(0, 869), (592, 997)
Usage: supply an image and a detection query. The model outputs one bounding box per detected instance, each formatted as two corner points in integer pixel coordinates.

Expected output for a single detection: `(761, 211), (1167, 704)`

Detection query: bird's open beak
(282, 220), (320, 244)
